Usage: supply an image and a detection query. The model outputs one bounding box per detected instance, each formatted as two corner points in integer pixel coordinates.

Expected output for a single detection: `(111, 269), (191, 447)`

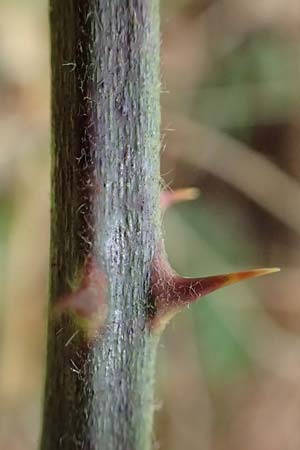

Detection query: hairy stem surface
(40, 1), (160, 449)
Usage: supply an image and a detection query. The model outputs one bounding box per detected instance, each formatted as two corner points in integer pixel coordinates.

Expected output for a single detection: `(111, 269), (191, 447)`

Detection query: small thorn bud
(54, 255), (108, 336)
(160, 187), (200, 210)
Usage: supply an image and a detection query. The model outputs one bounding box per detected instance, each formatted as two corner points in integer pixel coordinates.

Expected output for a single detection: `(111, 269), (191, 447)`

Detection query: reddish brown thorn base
(55, 255), (108, 335)
(150, 248), (280, 331)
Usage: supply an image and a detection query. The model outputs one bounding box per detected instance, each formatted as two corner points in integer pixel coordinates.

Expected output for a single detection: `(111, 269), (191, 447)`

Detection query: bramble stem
(40, 2), (161, 449)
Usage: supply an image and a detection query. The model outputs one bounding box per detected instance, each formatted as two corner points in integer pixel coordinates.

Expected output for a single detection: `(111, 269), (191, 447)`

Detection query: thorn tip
(160, 187), (200, 209)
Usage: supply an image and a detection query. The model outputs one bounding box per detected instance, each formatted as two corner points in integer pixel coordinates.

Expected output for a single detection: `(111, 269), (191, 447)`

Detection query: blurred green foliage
(193, 32), (300, 130)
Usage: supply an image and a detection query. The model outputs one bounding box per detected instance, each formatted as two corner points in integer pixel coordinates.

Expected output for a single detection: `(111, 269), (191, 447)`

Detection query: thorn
(150, 248), (280, 331)
(171, 267), (281, 305)
(160, 187), (200, 210)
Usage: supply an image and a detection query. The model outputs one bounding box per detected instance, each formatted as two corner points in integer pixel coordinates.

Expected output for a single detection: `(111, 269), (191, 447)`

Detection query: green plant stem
(40, 1), (161, 449)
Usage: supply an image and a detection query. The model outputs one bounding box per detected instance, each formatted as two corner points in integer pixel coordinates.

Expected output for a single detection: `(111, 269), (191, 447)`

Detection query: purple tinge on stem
(55, 255), (108, 333)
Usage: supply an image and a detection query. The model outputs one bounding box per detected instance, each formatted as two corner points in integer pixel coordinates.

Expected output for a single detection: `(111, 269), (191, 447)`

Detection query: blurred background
(1, 0), (300, 448)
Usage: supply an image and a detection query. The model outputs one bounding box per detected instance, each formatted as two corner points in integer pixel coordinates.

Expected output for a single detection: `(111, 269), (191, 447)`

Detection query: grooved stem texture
(40, 1), (161, 449)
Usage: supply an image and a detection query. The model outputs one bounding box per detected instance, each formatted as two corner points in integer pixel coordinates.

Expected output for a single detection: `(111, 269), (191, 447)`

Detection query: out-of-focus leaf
(193, 32), (300, 129)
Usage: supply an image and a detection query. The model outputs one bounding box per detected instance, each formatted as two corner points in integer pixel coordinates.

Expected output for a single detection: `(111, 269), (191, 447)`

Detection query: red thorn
(160, 187), (200, 210)
(170, 267), (280, 305)
(150, 249), (280, 330)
